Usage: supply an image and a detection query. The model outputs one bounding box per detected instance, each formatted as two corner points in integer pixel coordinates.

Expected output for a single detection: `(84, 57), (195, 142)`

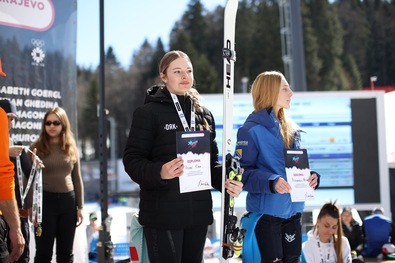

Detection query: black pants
(15, 217), (29, 263)
(0, 217), (9, 263)
(255, 213), (302, 263)
(143, 225), (207, 263)
(34, 191), (77, 263)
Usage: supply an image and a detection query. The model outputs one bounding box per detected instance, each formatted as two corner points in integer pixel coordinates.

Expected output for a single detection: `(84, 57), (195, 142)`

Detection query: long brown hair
(159, 50), (210, 130)
(33, 107), (77, 162)
(250, 71), (295, 147)
(313, 201), (345, 263)
(341, 207), (358, 225)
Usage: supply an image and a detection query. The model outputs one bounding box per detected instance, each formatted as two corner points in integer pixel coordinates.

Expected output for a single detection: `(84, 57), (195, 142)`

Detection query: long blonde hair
(33, 107), (77, 162)
(250, 71), (295, 147)
(159, 50), (210, 130)
(313, 201), (345, 263)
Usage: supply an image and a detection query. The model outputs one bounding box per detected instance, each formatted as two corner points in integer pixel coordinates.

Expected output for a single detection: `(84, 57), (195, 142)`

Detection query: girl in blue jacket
(236, 71), (320, 263)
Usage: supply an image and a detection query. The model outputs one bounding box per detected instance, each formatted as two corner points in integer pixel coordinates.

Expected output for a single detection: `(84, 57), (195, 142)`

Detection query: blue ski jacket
(235, 108), (312, 219)
(363, 212), (395, 257)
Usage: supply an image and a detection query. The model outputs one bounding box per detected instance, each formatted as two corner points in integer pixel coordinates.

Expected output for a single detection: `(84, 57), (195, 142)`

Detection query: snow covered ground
(27, 203), (138, 262)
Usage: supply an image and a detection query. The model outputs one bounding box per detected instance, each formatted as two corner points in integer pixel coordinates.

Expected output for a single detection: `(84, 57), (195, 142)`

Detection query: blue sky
(76, 0), (225, 68)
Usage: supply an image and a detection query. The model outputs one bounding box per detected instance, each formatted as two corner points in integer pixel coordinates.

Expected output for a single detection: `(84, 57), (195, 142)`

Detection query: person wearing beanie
(0, 99), (18, 119)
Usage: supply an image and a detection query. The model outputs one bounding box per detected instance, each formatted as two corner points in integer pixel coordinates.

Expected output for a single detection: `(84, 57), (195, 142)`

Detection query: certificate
(284, 149), (314, 202)
(176, 131), (212, 193)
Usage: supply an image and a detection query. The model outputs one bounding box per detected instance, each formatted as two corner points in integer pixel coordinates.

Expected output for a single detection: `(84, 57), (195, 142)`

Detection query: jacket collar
(246, 108), (276, 128)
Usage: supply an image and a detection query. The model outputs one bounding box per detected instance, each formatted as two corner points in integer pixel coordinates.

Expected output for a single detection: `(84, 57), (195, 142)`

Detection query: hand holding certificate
(176, 131), (212, 193)
(284, 149), (314, 202)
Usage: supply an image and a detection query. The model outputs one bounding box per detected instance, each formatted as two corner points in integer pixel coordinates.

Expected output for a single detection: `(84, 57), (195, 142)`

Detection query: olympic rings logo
(31, 39), (45, 48)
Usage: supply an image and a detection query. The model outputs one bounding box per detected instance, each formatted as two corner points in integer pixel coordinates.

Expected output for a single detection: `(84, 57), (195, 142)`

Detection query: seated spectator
(301, 201), (352, 263)
(341, 207), (364, 256)
(86, 212), (99, 260)
(362, 207), (395, 258)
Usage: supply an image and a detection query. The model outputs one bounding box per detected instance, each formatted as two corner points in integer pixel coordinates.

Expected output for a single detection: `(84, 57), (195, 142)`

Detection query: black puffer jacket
(123, 86), (222, 229)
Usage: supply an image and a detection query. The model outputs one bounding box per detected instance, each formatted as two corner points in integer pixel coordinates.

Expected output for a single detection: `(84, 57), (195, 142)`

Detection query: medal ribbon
(16, 151), (38, 207)
(317, 238), (331, 263)
(170, 93), (195, 131)
(23, 147), (43, 235)
(31, 159), (43, 235)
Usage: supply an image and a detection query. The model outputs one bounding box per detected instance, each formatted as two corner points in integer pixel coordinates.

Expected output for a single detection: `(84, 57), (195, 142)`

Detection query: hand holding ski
(222, 154), (246, 259)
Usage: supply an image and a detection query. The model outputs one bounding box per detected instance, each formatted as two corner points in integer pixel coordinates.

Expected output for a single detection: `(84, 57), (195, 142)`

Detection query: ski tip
(225, 0), (238, 11)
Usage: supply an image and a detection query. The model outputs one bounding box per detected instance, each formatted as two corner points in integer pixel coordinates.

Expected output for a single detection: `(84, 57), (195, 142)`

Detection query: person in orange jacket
(0, 99), (32, 263)
(0, 106), (25, 262)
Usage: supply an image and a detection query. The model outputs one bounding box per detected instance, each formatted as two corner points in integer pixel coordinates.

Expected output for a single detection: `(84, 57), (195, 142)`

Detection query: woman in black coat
(341, 207), (364, 256)
(123, 50), (243, 263)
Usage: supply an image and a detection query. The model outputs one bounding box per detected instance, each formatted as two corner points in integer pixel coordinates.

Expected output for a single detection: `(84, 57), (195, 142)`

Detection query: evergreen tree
(342, 53), (362, 90)
(104, 47), (134, 158)
(364, 0), (384, 86)
(76, 67), (93, 159)
(235, 0), (257, 92)
(357, 0), (395, 87)
(183, 0), (210, 53)
(335, 0), (368, 89)
(81, 78), (99, 159)
(193, 54), (220, 93)
(105, 46), (119, 67)
(301, 0), (322, 91)
(249, 1), (283, 81)
(170, 19), (220, 93)
(125, 39), (156, 125)
(204, 6), (225, 88)
(306, 0), (348, 90)
(148, 38), (166, 79)
(385, 0), (395, 85)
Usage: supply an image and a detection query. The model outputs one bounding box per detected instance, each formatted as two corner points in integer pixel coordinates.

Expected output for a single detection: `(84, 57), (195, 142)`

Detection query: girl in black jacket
(341, 207), (364, 256)
(123, 50), (243, 263)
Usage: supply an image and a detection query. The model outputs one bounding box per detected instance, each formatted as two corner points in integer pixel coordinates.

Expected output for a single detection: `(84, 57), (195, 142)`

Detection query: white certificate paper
(176, 131), (212, 193)
(284, 149), (314, 202)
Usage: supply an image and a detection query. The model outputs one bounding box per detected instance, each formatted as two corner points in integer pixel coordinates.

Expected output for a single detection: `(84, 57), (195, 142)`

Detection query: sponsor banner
(0, 0), (78, 144)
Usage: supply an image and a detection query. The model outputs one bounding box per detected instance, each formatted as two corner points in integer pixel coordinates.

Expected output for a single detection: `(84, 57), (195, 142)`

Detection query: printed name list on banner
(0, 86), (61, 143)
(284, 149), (314, 202)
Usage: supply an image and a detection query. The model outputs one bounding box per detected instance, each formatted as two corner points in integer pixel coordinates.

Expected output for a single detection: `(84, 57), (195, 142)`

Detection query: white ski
(219, 0), (245, 262)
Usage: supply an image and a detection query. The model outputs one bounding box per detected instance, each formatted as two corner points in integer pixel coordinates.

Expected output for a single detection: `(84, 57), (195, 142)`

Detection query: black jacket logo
(164, 124), (178, 130)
